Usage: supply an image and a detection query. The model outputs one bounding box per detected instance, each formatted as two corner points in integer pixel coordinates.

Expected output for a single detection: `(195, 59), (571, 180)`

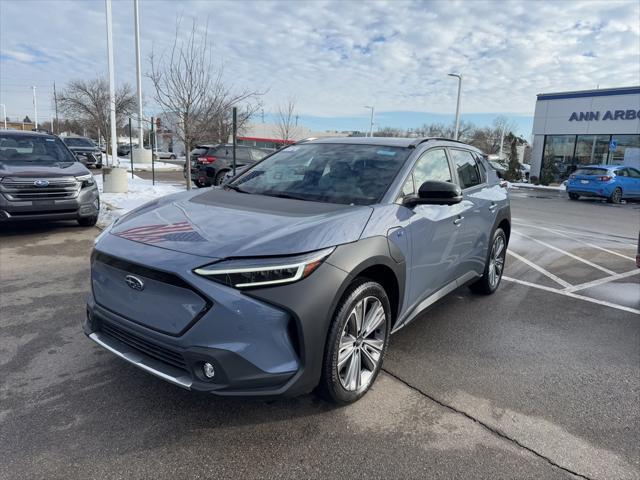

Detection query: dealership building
(530, 86), (640, 183)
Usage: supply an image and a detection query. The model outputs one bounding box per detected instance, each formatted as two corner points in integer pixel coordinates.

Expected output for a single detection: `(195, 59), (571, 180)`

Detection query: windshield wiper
(225, 184), (249, 194)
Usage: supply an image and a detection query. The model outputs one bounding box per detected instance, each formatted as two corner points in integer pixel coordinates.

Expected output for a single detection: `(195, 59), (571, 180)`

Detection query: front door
(403, 148), (469, 310)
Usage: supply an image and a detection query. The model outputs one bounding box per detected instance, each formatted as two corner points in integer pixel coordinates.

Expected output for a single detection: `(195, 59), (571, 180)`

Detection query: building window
(574, 135), (610, 167)
(609, 135), (640, 165)
(541, 135), (575, 184)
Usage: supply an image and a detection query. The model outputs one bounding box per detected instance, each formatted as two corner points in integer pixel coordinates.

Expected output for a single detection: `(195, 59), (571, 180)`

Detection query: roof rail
(408, 137), (468, 148)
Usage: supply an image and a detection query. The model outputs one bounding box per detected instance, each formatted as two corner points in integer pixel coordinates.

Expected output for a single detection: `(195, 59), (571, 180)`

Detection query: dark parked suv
(61, 136), (103, 168)
(0, 130), (100, 226)
(185, 144), (267, 187)
(87, 137), (510, 403)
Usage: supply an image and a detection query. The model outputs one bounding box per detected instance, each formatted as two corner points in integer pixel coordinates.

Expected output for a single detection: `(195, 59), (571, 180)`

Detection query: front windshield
(63, 137), (94, 147)
(0, 134), (77, 163)
(229, 143), (411, 205)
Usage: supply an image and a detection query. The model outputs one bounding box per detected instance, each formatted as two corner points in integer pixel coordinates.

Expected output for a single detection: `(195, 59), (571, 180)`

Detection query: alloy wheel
(337, 296), (387, 392)
(488, 234), (506, 289)
(612, 188), (622, 204)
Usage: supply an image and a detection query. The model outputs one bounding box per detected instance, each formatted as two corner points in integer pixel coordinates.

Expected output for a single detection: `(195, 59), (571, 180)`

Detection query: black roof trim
(408, 137), (469, 148)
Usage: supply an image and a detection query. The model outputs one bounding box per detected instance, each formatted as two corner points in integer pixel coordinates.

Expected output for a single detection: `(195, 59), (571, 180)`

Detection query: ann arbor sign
(569, 110), (640, 121)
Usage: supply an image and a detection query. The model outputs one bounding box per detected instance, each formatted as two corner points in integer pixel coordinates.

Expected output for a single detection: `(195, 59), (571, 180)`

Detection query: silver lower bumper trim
(89, 332), (193, 389)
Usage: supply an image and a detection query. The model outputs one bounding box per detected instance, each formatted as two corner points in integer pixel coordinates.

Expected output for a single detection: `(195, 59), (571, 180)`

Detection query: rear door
(448, 148), (494, 278)
(626, 168), (640, 196)
(617, 168), (640, 197)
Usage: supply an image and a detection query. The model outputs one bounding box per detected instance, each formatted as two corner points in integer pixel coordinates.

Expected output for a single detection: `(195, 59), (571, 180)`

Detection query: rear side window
(575, 168), (607, 176)
(628, 168), (640, 178)
(210, 146), (228, 157)
(450, 149), (482, 189)
(191, 148), (207, 158)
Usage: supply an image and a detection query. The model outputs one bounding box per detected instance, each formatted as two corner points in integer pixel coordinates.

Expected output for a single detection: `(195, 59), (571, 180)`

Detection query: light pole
(133, 0), (145, 154)
(448, 73), (462, 140)
(0, 104), (6, 129)
(364, 105), (375, 137)
(105, 0), (118, 166)
(31, 86), (38, 129)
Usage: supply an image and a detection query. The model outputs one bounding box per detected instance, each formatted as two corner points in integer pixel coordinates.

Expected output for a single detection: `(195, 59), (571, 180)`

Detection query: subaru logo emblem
(125, 275), (145, 291)
(33, 179), (49, 187)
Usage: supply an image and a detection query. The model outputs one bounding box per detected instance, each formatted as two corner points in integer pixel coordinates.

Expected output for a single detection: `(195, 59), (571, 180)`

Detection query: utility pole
(364, 105), (375, 137)
(105, 0), (118, 166)
(133, 0), (145, 154)
(31, 86), (38, 129)
(448, 73), (462, 140)
(53, 81), (59, 134)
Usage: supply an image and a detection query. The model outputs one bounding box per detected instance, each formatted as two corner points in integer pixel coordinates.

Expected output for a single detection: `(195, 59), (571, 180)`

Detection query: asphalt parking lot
(1, 190), (638, 479)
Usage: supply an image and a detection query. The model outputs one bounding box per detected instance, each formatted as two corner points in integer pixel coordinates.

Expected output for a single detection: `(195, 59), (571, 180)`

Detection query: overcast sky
(1, 0), (639, 135)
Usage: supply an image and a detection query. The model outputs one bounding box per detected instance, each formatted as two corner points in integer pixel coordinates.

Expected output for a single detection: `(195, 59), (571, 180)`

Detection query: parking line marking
(563, 269), (640, 293)
(513, 222), (636, 262)
(502, 276), (640, 315)
(507, 250), (573, 288)
(512, 231), (618, 276)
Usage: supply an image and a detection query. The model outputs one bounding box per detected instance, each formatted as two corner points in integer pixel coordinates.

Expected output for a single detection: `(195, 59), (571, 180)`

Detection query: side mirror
(404, 180), (462, 206)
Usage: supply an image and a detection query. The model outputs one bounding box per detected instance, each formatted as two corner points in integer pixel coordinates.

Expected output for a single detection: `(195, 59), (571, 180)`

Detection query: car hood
(0, 160), (89, 177)
(67, 146), (100, 153)
(109, 188), (374, 258)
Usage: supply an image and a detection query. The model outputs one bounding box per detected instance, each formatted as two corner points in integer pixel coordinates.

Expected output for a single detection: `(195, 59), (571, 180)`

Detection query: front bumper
(86, 233), (349, 396)
(0, 185), (99, 222)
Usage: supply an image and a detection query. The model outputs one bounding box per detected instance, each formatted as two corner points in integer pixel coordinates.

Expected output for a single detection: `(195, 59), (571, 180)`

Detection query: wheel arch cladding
(354, 264), (400, 328)
(326, 236), (405, 327)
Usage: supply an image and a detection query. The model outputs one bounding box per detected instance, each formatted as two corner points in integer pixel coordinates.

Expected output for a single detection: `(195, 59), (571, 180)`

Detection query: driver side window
(399, 149), (452, 200)
(413, 149), (453, 188)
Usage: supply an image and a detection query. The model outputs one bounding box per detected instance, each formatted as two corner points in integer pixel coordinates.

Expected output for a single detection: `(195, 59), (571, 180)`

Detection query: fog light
(203, 362), (215, 379)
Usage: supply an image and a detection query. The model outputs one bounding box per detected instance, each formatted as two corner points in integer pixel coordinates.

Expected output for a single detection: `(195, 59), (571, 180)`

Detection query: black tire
(213, 170), (229, 186)
(95, 164), (102, 169)
(469, 227), (507, 295)
(170, 154), (176, 160)
(194, 179), (206, 188)
(78, 215), (98, 227)
(317, 280), (391, 404)
(609, 187), (622, 204)
(568, 192), (579, 200)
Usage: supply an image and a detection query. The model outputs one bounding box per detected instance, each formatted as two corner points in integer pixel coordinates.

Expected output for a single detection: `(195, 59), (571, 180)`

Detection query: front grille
(0, 177), (81, 201)
(99, 317), (189, 371)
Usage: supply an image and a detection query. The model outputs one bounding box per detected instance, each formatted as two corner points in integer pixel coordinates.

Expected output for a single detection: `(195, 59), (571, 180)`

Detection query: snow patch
(96, 174), (183, 228)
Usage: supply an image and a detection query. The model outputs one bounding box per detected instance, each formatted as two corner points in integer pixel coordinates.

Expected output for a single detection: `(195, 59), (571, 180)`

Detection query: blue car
(567, 165), (640, 203)
(87, 137), (510, 404)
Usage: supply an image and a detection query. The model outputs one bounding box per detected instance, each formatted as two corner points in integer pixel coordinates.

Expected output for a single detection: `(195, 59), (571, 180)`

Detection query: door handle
(453, 216), (464, 226)
(489, 202), (497, 212)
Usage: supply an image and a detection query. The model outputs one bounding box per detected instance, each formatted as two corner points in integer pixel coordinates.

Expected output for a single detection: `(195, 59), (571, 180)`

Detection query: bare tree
(275, 98), (299, 143)
(148, 18), (263, 188)
(57, 78), (136, 152)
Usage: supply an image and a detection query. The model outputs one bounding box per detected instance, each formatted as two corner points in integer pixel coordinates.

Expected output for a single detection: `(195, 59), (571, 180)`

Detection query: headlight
(194, 247), (335, 288)
(76, 173), (95, 188)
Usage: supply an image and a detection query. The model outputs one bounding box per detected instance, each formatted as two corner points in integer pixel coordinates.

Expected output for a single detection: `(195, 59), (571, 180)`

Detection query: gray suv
(86, 137), (510, 403)
(0, 130), (100, 226)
